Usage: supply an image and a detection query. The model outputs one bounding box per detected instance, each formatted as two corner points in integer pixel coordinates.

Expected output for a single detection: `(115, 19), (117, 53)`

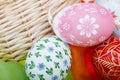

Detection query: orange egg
(70, 45), (95, 80)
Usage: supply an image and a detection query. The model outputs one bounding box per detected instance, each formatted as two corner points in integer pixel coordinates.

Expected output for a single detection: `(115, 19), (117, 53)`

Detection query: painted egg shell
(92, 36), (120, 80)
(114, 26), (120, 37)
(53, 3), (114, 46)
(114, 20), (120, 37)
(95, 0), (120, 20)
(25, 35), (72, 80)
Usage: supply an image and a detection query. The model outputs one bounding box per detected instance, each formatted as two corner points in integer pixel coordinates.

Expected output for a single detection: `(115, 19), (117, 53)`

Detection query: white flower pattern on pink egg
(69, 10), (76, 16)
(63, 23), (70, 31)
(85, 8), (97, 13)
(53, 3), (114, 46)
(76, 40), (83, 45)
(69, 35), (75, 41)
(99, 36), (106, 42)
(100, 9), (107, 15)
(87, 39), (96, 46)
(77, 15), (99, 38)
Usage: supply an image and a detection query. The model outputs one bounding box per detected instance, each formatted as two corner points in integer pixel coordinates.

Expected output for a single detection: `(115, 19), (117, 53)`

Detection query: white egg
(25, 35), (72, 80)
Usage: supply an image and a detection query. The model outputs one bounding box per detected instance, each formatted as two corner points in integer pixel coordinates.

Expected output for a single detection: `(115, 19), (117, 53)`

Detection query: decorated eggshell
(95, 0), (120, 20)
(70, 45), (93, 80)
(114, 20), (120, 37)
(53, 3), (114, 46)
(95, 0), (120, 37)
(70, 45), (101, 80)
(92, 36), (120, 80)
(114, 26), (120, 37)
(25, 35), (72, 80)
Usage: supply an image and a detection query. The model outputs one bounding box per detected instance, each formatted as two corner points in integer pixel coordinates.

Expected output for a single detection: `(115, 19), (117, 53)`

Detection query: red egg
(92, 36), (120, 80)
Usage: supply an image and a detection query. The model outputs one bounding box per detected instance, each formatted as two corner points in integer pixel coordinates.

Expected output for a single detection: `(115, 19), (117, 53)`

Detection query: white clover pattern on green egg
(25, 35), (72, 80)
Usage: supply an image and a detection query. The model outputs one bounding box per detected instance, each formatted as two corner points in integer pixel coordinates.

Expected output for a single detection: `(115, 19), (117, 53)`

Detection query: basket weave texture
(0, 0), (79, 61)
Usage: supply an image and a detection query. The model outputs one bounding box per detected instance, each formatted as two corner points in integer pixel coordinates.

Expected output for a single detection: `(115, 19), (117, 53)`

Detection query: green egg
(0, 61), (29, 80)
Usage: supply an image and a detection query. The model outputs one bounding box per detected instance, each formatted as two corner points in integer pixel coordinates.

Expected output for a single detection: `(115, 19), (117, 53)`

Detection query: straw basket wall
(0, 0), (80, 61)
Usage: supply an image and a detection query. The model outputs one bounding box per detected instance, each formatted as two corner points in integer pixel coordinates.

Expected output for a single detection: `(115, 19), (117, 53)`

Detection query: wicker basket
(0, 0), (80, 61)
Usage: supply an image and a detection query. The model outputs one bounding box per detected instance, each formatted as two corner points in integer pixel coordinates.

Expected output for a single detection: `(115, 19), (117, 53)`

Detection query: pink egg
(53, 3), (114, 46)
(92, 36), (120, 80)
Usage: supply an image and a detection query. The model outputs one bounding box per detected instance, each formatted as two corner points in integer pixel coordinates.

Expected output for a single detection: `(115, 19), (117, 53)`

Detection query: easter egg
(92, 36), (120, 80)
(70, 45), (92, 80)
(0, 61), (28, 80)
(114, 20), (120, 37)
(95, 0), (120, 37)
(95, 0), (120, 20)
(65, 71), (73, 80)
(114, 26), (120, 37)
(52, 3), (114, 46)
(19, 60), (26, 66)
(70, 45), (100, 80)
(25, 35), (72, 80)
